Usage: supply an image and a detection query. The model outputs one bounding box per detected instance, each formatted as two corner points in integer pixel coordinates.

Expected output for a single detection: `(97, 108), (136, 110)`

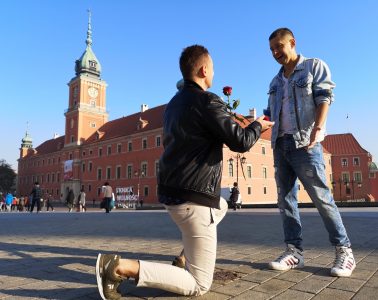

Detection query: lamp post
(134, 170), (145, 200)
(228, 154), (247, 186)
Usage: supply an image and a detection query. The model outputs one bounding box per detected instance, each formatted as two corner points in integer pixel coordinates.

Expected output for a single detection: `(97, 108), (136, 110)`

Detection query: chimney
(249, 108), (257, 121)
(141, 104), (149, 112)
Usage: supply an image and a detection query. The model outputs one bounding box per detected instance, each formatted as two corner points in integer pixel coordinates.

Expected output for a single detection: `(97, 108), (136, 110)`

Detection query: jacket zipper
(292, 83), (303, 141)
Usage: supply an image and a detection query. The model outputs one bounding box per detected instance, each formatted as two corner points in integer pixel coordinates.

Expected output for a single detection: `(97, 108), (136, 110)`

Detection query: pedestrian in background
(30, 182), (42, 213)
(79, 188), (87, 212)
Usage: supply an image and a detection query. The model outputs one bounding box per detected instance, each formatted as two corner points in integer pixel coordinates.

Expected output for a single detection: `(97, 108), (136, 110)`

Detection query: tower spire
(86, 9), (92, 47)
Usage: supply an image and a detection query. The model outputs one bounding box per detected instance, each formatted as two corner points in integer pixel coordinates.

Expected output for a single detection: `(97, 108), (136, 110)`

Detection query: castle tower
(19, 126), (33, 158)
(64, 10), (108, 146)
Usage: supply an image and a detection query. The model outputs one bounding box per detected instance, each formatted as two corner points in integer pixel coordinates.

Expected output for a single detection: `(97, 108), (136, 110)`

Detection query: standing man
(266, 28), (355, 277)
(95, 44), (273, 300)
(102, 182), (113, 213)
(30, 182), (42, 213)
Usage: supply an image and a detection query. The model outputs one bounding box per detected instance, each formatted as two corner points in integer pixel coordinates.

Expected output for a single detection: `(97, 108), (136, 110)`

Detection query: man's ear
(290, 38), (296, 48)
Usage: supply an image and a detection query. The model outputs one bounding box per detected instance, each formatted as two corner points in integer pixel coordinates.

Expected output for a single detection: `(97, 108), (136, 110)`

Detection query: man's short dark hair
(179, 45), (209, 79)
(269, 28), (295, 41)
(35, 181), (39, 185)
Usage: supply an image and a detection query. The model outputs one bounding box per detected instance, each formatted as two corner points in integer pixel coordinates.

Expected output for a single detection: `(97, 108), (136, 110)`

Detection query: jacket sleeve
(312, 58), (336, 106)
(202, 94), (262, 153)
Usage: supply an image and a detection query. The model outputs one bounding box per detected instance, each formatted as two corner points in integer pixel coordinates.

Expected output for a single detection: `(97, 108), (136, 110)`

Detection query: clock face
(88, 87), (98, 98)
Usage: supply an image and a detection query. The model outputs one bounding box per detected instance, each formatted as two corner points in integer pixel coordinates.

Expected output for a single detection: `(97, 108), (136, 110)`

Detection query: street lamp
(134, 170), (145, 200)
(228, 154), (247, 186)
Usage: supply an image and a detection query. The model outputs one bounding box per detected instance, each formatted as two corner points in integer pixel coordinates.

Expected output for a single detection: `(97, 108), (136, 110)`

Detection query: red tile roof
(85, 104), (167, 144)
(322, 133), (368, 155)
(25, 136), (65, 157)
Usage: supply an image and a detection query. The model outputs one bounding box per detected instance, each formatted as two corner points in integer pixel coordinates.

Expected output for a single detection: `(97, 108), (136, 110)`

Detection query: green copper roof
(75, 10), (101, 77)
(369, 162), (378, 171)
(21, 130), (33, 148)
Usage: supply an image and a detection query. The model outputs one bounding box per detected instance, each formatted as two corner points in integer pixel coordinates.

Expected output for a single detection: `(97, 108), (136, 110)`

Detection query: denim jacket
(267, 55), (335, 149)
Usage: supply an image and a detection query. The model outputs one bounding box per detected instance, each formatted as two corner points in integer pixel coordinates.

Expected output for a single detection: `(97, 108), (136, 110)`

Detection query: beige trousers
(137, 197), (228, 296)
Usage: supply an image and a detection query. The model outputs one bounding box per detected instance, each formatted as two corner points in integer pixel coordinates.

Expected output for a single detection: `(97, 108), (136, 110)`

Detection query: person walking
(266, 28), (355, 277)
(229, 182), (240, 211)
(66, 189), (75, 212)
(30, 182), (42, 213)
(79, 188), (86, 212)
(95, 44), (273, 300)
(46, 194), (54, 211)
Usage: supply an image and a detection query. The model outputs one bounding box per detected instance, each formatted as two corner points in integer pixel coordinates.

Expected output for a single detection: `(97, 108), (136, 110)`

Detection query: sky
(1, 0), (377, 171)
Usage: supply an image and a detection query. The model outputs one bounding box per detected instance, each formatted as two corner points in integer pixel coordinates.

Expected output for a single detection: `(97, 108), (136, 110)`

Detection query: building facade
(17, 15), (336, 206)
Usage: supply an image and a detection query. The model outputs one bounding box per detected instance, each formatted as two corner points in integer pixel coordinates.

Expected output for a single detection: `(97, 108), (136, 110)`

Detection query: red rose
(223, 86), (232, 96)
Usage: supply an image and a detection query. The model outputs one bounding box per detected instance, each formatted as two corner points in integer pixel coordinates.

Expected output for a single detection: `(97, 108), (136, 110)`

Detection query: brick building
(322, 133), (377, 202)
(17, 16), (334, 206)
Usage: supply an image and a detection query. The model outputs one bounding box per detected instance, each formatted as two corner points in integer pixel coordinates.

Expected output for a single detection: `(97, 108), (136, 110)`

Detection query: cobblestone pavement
(0, 207), (377, 299)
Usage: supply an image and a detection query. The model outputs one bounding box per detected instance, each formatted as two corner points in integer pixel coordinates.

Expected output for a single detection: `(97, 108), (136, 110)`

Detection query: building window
(156, 136), (161, 147)
(52, 173), (55, 183)
(353, 157), (360, 166)
(155, 161), (159, 176)
(98, 148), (102, 157)
(88, 161), (93, 172)
(71, 136), (75, 143)
(228, 161), (234, 177)
(97, 168), (102, 180)
(263, 167), (267, 179)
(142, 138), (147, 149)
(247, 165), (252, 178)
(89, 150), (92, 155)
(141, 163), (148, 177)
(117, 143), (122, 153)
(88, 184), (92, 192)
(57, 173), (60, 183)
(116, 166), (121, 179)
(82, 151), (86, 157)
(144, 186), (149, 196)
(69, 153), (73, 160)
(82, 162), (85, 172)
(128, 141), (132, 152)
(90, 121), (96, 128)
(354, 172), (362, 183)
(248, 186), (252, 195)
(107, 145), (112, 155)
(342, 172), (350, 183)
(106, 167), (111, 180)
(90, 100), (96, 107)
(57, 189), (60, 196)
(369, 172), (376, 179)
(341, 158), (348, 167)
(262, 146), (266, 155)
(97, 187), (102, 196)
(127, 165), (132, 179)
(263, 186), (267, 194)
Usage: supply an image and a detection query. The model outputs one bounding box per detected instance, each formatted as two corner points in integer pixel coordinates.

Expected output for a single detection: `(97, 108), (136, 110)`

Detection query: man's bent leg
(138, 201), (221, 295)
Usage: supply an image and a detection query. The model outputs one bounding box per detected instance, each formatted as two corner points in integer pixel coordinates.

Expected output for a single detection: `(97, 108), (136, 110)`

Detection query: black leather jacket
(158, 80), (262, 208)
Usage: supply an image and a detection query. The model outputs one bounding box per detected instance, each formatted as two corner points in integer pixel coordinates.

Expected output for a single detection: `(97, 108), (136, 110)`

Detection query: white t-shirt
(279, 74), (296, 136)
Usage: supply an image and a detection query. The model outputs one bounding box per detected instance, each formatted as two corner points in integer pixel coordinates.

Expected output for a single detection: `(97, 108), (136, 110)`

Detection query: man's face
(269, 34), (296, 66)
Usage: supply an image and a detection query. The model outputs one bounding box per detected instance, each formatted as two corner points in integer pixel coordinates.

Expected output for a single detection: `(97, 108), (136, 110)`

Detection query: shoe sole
(96, 253), (106, 300)
(269, 261), (304, 271)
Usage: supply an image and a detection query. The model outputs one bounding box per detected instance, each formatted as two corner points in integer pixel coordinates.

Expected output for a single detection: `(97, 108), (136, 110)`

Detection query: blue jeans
(274, 135), (351, 250)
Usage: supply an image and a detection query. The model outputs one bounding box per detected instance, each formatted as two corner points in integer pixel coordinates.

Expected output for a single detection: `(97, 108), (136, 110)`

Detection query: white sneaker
(330, 246), (356, 277)
(269, 244), (304, 271)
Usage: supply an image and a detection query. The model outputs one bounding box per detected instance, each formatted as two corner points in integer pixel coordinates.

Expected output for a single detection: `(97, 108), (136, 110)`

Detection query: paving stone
(276, 269), (313, 283)
(214, 279), (257, 296)
(241, 270), (279, 283)
(271, 289), (314, 300)
(252, 278), (295, 295)
(232, 290), (271, 300)
(328, 277), (365, 292)
(291, 277), (332, 294)
(365, 274), (378, 288)
(352, 286), (378, 300)
(350, 268), (376, 280)
(311, 287), (354, 300)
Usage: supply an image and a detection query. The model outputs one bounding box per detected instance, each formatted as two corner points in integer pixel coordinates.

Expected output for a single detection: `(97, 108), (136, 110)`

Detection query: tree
(0, 159), (16, 194)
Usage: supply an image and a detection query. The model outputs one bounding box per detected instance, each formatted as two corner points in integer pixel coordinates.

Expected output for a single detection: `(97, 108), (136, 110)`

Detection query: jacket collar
(277, 54), (306, 78)
(184, 79), (205, 91)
